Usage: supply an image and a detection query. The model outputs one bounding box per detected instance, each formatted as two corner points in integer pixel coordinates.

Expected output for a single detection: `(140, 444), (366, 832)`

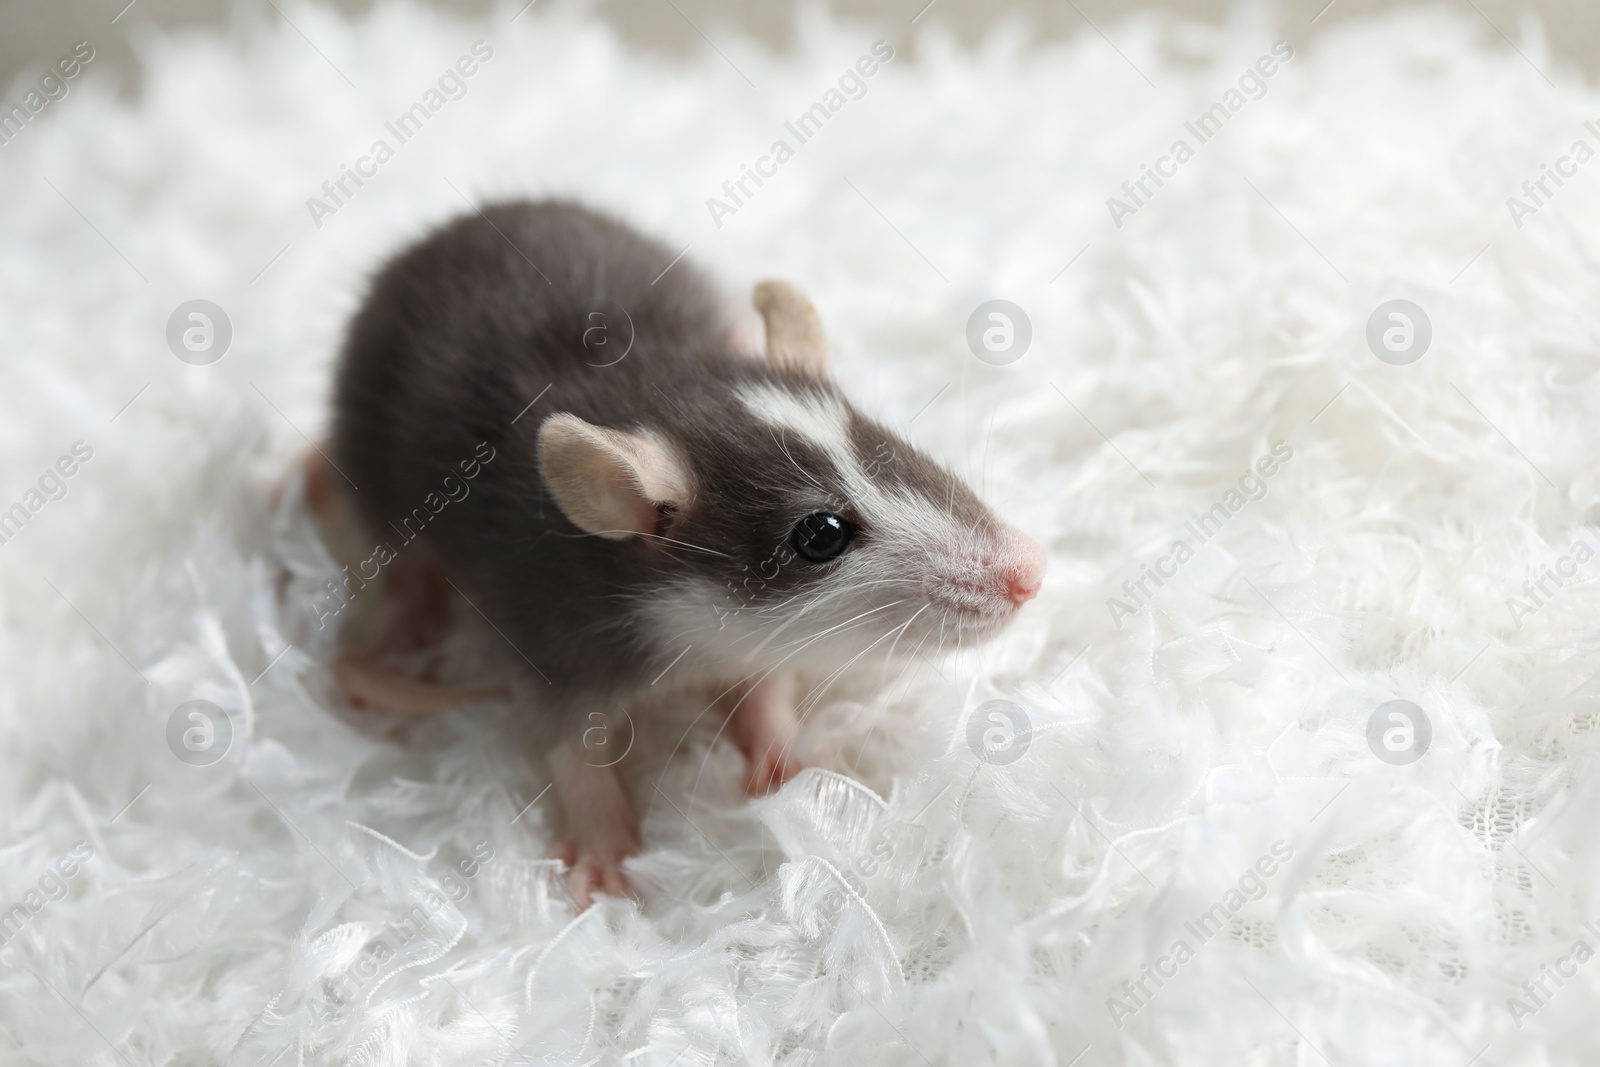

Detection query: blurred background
(6, 0), (1599, 90)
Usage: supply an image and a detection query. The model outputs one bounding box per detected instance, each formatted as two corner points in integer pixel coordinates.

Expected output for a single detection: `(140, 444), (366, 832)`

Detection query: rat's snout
(1002, 537), (1047, 606)
(925, 528), (1047, 624)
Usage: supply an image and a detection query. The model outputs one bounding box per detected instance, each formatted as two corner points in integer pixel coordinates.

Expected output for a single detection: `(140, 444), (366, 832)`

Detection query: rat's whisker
(747, 599), (906, 660)
(794, 605), (928, 723)
(591, 530), (731, 556)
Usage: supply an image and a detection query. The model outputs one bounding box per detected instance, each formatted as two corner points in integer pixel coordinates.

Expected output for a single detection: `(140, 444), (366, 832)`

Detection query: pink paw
(745, 747), (805, 796)
(555, 838), (637, 909)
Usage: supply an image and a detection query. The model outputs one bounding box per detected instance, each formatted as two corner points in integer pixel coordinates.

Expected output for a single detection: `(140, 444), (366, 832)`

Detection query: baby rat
(320, 199), (1045, 905)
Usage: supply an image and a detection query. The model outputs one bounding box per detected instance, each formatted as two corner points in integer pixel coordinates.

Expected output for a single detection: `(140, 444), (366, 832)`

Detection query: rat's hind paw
(333, 658), (508, 715)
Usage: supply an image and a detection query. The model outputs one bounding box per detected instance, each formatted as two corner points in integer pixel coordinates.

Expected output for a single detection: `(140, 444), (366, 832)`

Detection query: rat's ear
(754, 280), (827, 377)
(537, 414), (692, 540)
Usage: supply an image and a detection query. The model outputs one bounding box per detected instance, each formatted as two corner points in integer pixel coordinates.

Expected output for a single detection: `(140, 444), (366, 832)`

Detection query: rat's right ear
(537, 413), (692, 541)
(754, 280), (827, 377)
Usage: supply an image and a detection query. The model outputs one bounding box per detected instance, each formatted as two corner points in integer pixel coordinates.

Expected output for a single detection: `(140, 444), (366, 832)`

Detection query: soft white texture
(1, 2), (1599, 1064)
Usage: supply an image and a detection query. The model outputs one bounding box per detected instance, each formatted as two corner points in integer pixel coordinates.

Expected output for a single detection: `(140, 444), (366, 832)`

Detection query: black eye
(790, 511), (856, 563)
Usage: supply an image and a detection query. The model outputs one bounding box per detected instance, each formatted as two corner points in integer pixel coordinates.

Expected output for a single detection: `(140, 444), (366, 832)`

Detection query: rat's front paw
(550, 757), (640, 909)
(722, 673), (805, 796)
(555, 837), (637, 909)
(746, 747), (804, 796)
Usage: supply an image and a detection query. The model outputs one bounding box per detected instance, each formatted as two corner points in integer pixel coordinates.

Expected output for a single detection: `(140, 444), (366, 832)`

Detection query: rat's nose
(1001, 537), (1047, 606)
(1006, 572), (1041, 605)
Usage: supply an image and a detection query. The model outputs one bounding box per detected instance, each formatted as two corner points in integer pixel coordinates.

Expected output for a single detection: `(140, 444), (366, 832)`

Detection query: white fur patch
(736, 384), (850, 458)
(735, 382), (891, 517)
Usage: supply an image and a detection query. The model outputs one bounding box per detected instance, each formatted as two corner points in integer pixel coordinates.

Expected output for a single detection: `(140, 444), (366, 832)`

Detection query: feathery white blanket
(1, 3), (1597, 1064)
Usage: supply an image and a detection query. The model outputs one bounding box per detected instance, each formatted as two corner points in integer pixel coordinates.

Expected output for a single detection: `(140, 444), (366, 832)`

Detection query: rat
(312, 198), (1045, 906)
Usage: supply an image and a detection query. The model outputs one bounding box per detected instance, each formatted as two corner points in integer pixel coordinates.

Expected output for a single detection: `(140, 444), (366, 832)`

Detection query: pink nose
(1001, 538), (1047, 606)
(1006, 572), (1041, 605)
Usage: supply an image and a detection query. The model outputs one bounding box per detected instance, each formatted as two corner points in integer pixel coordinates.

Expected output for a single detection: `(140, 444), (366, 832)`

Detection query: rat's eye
(790, 511), (856, 563)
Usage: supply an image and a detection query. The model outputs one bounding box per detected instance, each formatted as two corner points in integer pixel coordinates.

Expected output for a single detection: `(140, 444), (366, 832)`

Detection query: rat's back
(332, 199), (726, 517)
(329, 199), (732, 693)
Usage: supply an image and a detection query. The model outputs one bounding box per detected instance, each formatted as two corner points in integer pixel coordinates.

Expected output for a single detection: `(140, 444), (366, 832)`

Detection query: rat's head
(535, 281), (1045, 675)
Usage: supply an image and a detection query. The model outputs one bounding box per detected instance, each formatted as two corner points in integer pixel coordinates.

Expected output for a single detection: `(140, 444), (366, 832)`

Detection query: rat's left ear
(537, 413), (692, 541)
(754, 280), (827, 377)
